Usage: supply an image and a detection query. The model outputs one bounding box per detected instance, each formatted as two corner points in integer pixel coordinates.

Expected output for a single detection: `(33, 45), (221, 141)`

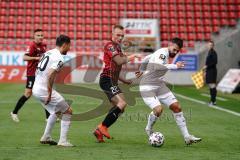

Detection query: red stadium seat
(161, 33), (169, 40)
(187, 26), (195, 32)
(26, 2), (33, 9)
(186, 18), (194, 25)
(94, 17), (101, 24)
(196, 33), (204, 40)
(60, 3), (67, 9)
(34, 2), (41, 9)
(178, 26), (186, 33)
(179, 33), (187, 40)
(185, 4), (194, 11)
(204, 26), (212, 33)
(9, 16), (15, 23)
(177, 4), (185, 11)
(160, 25), (169, 32)
(111, 3), (117, 10)
(34, 16), (41, 24)
(188, 33), (195, 41)
(194, 4), (202, 11)
(220, 19), (229, 25)
(42, 24), (49, 31)
(212, 19), (220, 26)
(16, 31), (23, 38)
(229, 19), (237, 26)
(102, 18), (109, 24)
(202, 4), (210, 11)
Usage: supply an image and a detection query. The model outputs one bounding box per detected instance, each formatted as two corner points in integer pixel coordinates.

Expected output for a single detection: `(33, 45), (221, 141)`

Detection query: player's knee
(64, 107), (73, 115)
(170, 102), (182, 113)
(153, 106), (163, 117)
(24, 91), (32, 98)
(117, 100), (127, 109)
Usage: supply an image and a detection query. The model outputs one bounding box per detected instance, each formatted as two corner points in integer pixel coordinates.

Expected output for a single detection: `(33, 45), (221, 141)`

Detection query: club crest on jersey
(160, 54), (166, 60)
(57, 61), (64, 69)
(109, 46), (116, 52)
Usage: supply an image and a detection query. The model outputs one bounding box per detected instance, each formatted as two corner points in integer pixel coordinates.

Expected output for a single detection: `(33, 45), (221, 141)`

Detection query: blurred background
(0, 0), (239, 91)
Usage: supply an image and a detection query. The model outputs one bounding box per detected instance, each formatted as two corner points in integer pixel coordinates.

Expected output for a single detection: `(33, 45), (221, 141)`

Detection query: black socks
(12, 95), (29, 114)
(210, 88), (217, 103)
(102, 106), (122, 128)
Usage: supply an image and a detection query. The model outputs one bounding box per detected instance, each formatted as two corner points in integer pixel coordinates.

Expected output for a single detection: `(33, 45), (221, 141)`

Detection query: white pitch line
(200, 93), (228, 101)
(175, 93), (240, 117)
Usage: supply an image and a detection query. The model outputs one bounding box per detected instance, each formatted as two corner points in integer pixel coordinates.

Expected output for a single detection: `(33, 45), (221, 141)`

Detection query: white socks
(59, 114), (72, 142)
(146, 111), (158, 130)
(173, 112), (190, 138)
(43, 114), (57, 138)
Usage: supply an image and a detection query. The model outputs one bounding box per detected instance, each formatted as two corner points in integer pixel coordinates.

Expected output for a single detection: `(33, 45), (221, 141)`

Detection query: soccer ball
(149, 132), (164, 147)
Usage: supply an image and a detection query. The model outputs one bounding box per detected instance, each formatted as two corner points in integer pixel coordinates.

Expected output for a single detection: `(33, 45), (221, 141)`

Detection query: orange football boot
(97, 124), (111, 139)
(93, 128), (105, 143)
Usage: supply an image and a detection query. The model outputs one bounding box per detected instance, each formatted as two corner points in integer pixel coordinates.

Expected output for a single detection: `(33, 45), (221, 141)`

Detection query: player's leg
(160, 92), (201, 145)
(140, 85), (162, 136)
(45, 109), (50, 121)
(145, 105), (163, 136)
(11, 76), (34, 122)
(58, 106), (74, 147)
(97, 93), (126, 139)
(40, 112), (58, 145)
(208, 83), (217, 105)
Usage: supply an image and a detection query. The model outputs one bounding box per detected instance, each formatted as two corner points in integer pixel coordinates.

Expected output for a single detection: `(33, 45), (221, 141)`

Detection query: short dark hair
(171, 37), (183, 49)
(113, 24), (124, 30)
(34, 29), (43, 33)
(209, 40), (214, 45)
(56, 35), (71, 47)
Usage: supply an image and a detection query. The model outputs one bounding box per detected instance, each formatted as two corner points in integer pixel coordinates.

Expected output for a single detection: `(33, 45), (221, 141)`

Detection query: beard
(169, 52), (176, 58)
(62, 51), (67, 55)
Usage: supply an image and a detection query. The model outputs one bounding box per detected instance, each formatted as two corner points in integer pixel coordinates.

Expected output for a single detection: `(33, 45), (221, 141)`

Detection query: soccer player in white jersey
(137, 38), (201, 145)
(32, 35), (74, 147)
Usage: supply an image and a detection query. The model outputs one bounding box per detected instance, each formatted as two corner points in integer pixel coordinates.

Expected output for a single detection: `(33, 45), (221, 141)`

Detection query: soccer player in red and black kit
(10, 29), (50, 122)
(93, 25), (138, 142)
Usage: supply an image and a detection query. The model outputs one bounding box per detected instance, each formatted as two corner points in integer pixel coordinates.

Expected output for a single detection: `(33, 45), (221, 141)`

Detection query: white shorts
(33, 89), (69, 114)
(140, 85), (178, 109)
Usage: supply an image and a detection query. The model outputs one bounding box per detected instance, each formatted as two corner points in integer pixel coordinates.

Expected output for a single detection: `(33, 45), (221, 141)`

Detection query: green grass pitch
(0, 83), (240, 160)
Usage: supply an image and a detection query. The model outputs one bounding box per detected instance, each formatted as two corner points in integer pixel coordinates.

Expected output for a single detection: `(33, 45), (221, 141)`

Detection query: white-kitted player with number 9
(33, 35), (74, 147)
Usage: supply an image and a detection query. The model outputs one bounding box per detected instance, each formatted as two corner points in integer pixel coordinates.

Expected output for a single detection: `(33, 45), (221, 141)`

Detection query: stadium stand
(0, 0), (239, 51)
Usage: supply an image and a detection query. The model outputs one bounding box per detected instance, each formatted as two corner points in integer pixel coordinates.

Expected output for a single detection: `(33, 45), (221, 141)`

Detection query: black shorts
(206, 68), (217, 84)
(26, 76), (35, 89)
(99, 76), (122, 101)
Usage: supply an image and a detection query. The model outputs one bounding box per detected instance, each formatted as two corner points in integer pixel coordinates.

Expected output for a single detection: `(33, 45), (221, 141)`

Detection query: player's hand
(45, 95), (51, 105)
(123, 79), (132, 85)
(35, 57), (41, 61)
(135, 71), (143, 78)
(202, 65), (207, 71)
(176, 61), (185, 69)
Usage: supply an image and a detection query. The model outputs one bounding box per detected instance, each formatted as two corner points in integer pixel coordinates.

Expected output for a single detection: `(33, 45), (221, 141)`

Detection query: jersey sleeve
(139, 54), (152, 71)
(150, 50), (168, 65)
(25, 43), (35, 56)
(50, 57), (64, 72)
(106, 44), (120, 58)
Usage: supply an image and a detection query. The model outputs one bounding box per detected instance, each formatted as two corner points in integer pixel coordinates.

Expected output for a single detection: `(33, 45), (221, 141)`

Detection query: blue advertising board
(173, 54), (198, 71)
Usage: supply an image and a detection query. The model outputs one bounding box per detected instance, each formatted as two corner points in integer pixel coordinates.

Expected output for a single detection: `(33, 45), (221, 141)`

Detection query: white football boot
(184, 135), (202, 145)
(145, 127), (154, 137)
(10, 112), (20, 122)
(57, 140), (74, 147)
(40, 136), (57, 145)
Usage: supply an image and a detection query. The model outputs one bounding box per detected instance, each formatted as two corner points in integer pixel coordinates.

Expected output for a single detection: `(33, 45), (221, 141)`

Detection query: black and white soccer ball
(149, 132), (165, 147)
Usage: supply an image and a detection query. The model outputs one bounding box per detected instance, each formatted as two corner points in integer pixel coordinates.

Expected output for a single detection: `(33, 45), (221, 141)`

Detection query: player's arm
(113, 54), (138, 65)
(119, 75), (132, 85)
(135, 54), (152, 78)
(23, 54), (41, 61)
(23, 45), (41, 61)
(45, 68), (58, 105)
(205, 51), (217, 68)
